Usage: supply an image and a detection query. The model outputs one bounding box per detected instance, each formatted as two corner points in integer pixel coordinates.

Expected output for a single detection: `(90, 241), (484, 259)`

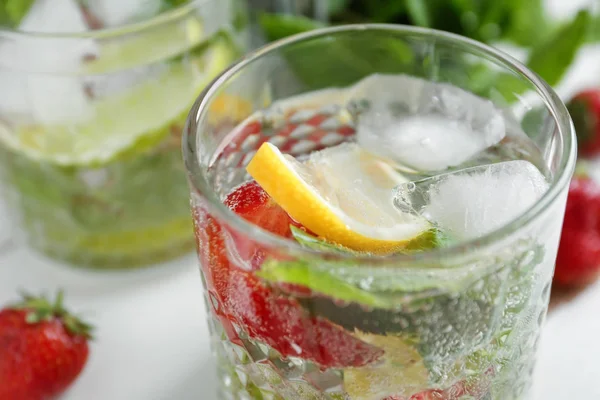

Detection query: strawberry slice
(193, 181), (383, 368)
(382, 372), (492, 400)
(224, 181), (292, 238)
(222, 181), (293, 271)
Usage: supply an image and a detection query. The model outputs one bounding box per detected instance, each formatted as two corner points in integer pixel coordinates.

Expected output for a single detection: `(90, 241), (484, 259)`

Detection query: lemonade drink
(184, 26), (575, 400)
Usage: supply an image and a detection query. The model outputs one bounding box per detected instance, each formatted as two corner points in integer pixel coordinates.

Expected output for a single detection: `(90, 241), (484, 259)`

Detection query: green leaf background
(259, 0), (596, 93)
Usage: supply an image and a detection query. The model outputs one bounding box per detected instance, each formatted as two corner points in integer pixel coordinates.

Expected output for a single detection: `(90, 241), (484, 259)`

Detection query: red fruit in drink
(410, 391), (444, 399)
(224, 181), (292, 238)
(193, 181), (383, 368)
(554, 176), (600, 286)
(380, 390), (449, 400)
(396, 373), (490, 400)
(222, 181), (293, 271)
(566, 89), (600, 157)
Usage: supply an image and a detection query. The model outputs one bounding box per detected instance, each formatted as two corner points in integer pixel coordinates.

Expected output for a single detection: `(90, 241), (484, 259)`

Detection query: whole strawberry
(555, 176), (600, 286)
(566, 89), (600, 157)
(0, 291), (92, 400)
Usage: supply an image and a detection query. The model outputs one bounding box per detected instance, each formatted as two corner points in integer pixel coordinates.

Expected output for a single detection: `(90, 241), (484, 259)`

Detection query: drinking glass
(184, 24), (575, 400)
(0, 0), (248, 269)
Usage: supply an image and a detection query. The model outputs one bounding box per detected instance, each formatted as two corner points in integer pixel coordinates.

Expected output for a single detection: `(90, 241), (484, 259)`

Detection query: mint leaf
(257, 259), (394, 309)
(526, 10), (590, 87)
(291, 225), (442, 254)
(300, 237), (545, 383)
(405, 0), (430, 27)
(469, 68), (533, 103)
(263, 228), (465, 309)
(273, 25), (415, 90)
(328, 0), (349, 16)
(290, 225), (356, 254)
(265, 226), (474, 308)
(503, 0), (553, 47)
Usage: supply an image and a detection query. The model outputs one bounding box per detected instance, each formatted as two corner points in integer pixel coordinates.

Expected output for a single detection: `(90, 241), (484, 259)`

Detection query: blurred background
(0, 0), (598, 399)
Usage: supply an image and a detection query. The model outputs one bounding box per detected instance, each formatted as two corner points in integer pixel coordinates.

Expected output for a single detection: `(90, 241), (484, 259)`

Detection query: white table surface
(1, 6), (600, 399)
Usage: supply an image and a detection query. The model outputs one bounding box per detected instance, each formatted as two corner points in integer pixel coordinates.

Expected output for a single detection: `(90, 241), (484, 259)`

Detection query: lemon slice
(344, 333), (429, 400)
(0, 39), (236, 167)
(246, 142), (433, 254)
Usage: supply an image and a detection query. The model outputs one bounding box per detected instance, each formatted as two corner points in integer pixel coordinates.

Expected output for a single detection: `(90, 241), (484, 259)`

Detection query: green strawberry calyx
(12, 290), (94, 339)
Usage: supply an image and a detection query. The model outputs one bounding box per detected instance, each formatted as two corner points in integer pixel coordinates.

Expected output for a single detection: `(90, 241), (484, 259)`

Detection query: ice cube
(0, 0), (97, 124)
(85, 0), (161, 27)
(393, 160), (549, 241)
(352, 74), (506, 172)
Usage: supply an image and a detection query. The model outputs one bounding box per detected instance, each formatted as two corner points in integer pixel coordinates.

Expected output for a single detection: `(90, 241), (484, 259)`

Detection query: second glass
(0, 0), (248, 269)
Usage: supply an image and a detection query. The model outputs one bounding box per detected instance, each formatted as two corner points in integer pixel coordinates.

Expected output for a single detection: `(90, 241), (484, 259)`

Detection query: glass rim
(0, 0), (213, 40)
(184, 23), (577, 267)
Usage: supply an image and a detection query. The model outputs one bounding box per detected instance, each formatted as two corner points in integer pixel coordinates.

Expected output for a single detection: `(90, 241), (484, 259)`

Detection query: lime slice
(0, 39), (236, 167)
(84, 13), (206, 74)
(344, 333), (429, 400)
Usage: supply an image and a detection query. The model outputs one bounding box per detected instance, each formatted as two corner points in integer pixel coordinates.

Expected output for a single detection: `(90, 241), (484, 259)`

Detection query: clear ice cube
(352, 74), (506, 172)
(393, 160), (549, 241)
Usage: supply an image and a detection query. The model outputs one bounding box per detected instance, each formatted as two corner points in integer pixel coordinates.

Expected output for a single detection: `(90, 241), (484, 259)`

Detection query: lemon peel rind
(246, 142), (431, 254)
